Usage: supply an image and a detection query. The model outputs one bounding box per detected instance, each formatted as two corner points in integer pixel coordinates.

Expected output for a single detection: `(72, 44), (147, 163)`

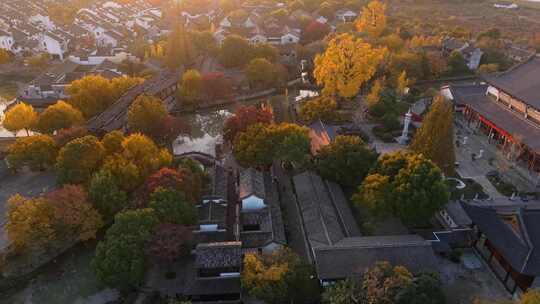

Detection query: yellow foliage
(356, 0), (387, 39)
(242, 252), (290, 291)
(6, 195), (55, 252)
(396, 71), (410, 95)
(122, 133), (172, 177)
(314, 33), (387, 99)
(366, 78), (384, 107)
(2, 103), (38, 135)
(0, 49), (11, 64)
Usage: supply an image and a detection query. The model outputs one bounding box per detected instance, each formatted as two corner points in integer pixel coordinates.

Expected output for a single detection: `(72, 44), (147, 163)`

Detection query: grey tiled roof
(461, 201), (540, 276)
(184, 277), (241, 297)
(453, 86), (540, 152)
(239, 167), (265, 200)
(483, 55), (540, 109)
(292, 171), (346, 248)
(195, 242), (242, 269)
(314, 235), (438, 280)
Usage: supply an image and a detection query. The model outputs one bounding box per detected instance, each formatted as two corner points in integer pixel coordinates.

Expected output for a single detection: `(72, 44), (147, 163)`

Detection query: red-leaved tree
(146, 223), (193, 261)
(141, 167), (202, 205)
(223, 105), (274, 142)
(201, 72), (232, 100)
(302, 21), (331, 44)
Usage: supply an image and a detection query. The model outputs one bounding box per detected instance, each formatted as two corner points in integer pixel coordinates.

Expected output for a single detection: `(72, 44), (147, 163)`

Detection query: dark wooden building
(444, 56), (540, 172)
(462, 201), (540, 295)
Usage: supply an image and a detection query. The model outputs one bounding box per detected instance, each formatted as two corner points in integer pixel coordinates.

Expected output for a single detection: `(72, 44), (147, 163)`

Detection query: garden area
(486, 171), (518, 197)
(445, 176), (488, 201)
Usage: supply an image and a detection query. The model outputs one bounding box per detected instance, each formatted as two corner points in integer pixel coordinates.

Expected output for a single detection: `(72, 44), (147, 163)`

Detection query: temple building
(442, 55), (540, 172)
(461, 200), (540, 294)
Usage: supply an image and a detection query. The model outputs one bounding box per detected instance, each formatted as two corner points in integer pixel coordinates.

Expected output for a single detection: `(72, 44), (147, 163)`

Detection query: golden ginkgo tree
(314, 33), (387, 99)
(356, 0), (387, 39)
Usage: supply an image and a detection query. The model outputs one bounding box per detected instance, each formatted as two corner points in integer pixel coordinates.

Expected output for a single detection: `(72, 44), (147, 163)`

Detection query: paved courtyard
(439, 250), (510, 304)
(454, 115), (540, 195)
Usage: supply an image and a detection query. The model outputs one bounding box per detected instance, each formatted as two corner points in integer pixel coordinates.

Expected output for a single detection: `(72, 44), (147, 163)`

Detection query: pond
(172, 109), (232, 157)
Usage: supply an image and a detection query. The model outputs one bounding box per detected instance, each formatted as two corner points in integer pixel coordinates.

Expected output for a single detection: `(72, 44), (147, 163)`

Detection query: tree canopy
(242, 248), (320, 304)
(316, 135), (378, 187)
(6, 185), (103, 253)
(410, 96), (455, 176)
(148, 188), (197, 225)
(219, 34), (252, 67)
(35, 101), (84, 134)
(298, 96), (339, 124)
(179, 69), (203, 104)
(93, 208), (158, 290)
(68, 75), (143, 118)
(356, 0), (387, 39)
(224, 105), (273, 142)
(88, 169), (128, 221)
(6, 135), (58, 171)
(353, 151), (449, 226)
(233, 123), (311, 168)
(56, 135), (105, 184)
(314, 33), (386, 99)
(2, 103), (37, 135)
(127, 94), (168, 137)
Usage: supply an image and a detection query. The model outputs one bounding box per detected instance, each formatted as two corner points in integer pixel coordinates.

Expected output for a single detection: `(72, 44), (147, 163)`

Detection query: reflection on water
(173, 109), (232, 157)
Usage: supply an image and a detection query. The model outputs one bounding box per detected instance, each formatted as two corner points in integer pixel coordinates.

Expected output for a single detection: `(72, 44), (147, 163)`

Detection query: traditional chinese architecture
(461, 200), (540, 295)
(442, 55), (540, 172)
(86, 70), (179, 134)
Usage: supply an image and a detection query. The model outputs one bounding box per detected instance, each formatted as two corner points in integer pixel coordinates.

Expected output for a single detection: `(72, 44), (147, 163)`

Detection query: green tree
(353, 152), (449, 226)
(93, 209), (158, 290)
(192, 30), (218, 56)
(219, 34), (251, 67)
(410, 96), (455, 176)
(56, 135), (105, 184)
(446, 50), (470, 76)
(89, 169), (128, 221)
(250, 43), (279, 63)
(299, 96), (339, 123)
(6, 135), (58, 171)
(127, 94), (167, 137)
(149, 188), (197, 225)
(270, 123), (311, 164)
(397, 273), (446, 304)
(35, 101), (84, 134)
(316, 135), (378, 187)
(233, 123), (275, 168)
(322, 279), (361, 304)
(233, 123), (311, 168)
(2, 103), (37, 135)
(246, 58), (278, 89)
(179, 69), (202, 105)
